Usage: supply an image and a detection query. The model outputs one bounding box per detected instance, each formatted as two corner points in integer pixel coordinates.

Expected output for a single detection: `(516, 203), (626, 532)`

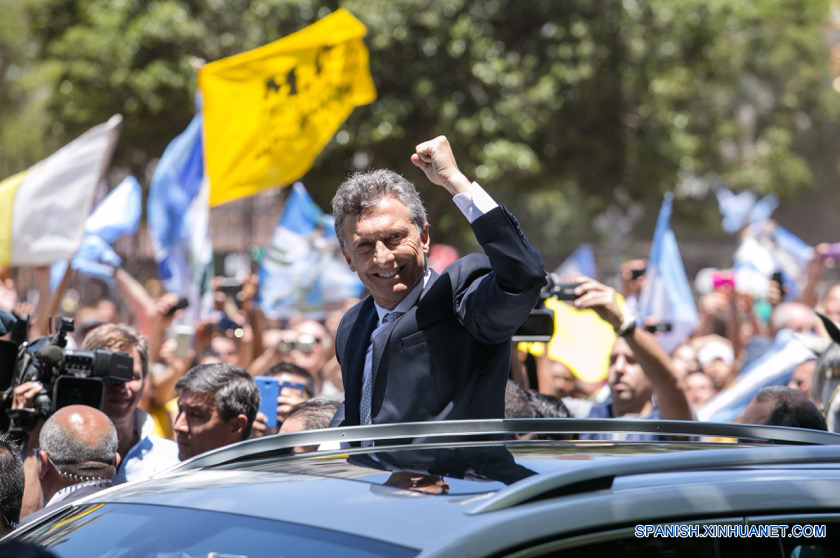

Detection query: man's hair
(504, 381), (537, 419)
(504, 381), (571, 441)
(754, 386), (827, 431)
(265, 362), (316, 398)
(331, 169), (428, 249)
(0, 434), (24, 527)
(82, 323), (149, 378)
(812, 343), (840, 404)
(504, 381), (571, 419)
(285, 398), (340, 432)
(39, 413), (118, 482)
(175, 363), (259, 439)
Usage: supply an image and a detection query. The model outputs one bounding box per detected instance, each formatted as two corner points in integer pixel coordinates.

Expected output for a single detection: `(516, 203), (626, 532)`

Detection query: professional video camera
(0, 316), (133, 432)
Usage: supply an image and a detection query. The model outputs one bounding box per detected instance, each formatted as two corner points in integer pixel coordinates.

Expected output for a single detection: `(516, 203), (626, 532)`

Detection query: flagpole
(42, 263), (74, 333)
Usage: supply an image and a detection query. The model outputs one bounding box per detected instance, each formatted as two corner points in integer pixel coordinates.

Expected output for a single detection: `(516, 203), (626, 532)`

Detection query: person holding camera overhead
(328, 136), (546, 435)
(569, 277), (692, 439)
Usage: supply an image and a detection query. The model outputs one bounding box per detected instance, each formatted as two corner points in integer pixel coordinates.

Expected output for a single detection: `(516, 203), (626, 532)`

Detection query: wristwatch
(615, 314), (637, 338)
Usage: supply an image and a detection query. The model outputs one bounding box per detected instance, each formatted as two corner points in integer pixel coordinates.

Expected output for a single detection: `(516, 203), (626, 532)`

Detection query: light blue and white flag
(147, 114), (212, 320)
(715, 186), (778, 235)
(50, 175), (142, 289)
(257, 182), (364, 319)
(696, 329), (815, 423)
(734, 221), (813, 300)
(554, 244), (597, 280)
(637, 194), (699, 354)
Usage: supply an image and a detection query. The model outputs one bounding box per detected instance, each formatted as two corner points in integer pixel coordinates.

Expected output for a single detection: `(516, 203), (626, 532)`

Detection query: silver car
(9, 419), (840, 557)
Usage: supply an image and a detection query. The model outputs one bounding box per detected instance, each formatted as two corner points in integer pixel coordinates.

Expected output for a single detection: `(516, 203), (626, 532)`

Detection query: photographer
(82, 324), (178, 481)
(13, 323), (178, 518)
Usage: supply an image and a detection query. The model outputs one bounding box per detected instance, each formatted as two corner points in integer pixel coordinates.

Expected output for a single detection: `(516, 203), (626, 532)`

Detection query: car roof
(48, 419), (840, 557)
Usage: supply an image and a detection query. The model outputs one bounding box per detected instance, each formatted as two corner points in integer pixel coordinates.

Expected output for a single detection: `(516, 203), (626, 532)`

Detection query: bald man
(22, 405), (120, 524)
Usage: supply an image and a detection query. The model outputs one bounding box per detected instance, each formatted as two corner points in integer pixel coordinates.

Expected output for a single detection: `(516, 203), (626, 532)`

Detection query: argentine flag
(147, 113), (213, 320)
(50, 175), (142, 289)
(257, 183), (363, 319)
(638, 194), (698, 354)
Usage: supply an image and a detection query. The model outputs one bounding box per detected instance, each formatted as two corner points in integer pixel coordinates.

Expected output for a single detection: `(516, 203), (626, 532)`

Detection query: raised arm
(574, 277), (692, 421)
(411, 136), (546, 344)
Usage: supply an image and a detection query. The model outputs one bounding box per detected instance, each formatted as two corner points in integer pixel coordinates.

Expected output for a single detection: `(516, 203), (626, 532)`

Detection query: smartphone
(644, 322), (673, 334)
(164, 297), (189, 318)
(820, 243), (840, 261)
(173, 325), (194, 359)
(255, 376), (280, 429)
(554, 283), (581, 301)
(218, 278), (244, 297)
(280, 381), (307, 396)
(712, 271), (735, 291)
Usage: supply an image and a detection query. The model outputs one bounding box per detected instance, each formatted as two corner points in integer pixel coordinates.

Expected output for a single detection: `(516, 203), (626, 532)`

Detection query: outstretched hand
(410, 136), (472, 196)
(570, 277), (625, 331)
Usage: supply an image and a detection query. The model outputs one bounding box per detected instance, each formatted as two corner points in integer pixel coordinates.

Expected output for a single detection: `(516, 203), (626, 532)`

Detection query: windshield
(16, 503), (418, 558)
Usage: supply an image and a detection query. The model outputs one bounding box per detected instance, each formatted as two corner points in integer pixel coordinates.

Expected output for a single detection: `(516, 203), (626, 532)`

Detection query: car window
(748, 520), (840, 558)
(520, 534), (744, 558)
(17, 503), (418, 558)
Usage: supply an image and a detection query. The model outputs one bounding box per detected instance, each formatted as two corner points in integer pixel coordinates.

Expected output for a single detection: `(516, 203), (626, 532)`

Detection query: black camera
(0, 317), (133, 431)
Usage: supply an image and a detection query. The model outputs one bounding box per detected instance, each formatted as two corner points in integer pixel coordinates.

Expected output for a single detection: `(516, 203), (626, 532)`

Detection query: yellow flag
(199, 9), (377, 207)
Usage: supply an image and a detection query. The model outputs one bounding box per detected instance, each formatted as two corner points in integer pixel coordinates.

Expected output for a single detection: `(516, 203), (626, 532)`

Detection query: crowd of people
(0, 135), (838, 534)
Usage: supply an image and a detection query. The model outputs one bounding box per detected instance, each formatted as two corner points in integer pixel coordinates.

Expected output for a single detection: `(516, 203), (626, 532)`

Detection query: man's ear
(231, 414), (248, 436)
(37, 450), (49, 480)
(421, 223), (431, 255)
(341, 246), (356, 272)
(115, 452), (122, 469)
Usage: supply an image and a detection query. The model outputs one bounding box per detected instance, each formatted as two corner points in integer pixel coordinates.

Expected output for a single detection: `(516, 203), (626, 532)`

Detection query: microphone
(36, 345), (63, 366)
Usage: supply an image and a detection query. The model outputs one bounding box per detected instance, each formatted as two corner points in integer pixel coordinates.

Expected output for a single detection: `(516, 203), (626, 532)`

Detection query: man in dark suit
(329, 136), (546, 433)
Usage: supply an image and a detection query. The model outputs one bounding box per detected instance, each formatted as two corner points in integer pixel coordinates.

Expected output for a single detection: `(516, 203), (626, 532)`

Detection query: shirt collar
(373, 268), (431, 324)
(47, 479), (113, 507)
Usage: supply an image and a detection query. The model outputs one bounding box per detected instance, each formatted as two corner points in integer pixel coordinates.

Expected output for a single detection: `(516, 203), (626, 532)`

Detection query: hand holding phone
(164, 297), (190, 318)
(554, 282), (582, 301)
(173, 325), (194, 359)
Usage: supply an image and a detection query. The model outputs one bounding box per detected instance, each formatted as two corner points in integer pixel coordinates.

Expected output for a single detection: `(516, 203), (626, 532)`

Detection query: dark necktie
(360, 311), (405, 426)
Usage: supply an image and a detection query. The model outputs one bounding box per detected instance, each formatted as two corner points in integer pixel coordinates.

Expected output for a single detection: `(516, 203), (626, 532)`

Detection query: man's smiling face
(341, 195), (430, 310)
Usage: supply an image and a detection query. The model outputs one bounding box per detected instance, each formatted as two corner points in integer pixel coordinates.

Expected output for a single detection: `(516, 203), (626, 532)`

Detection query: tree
(2, 0), (837, 264)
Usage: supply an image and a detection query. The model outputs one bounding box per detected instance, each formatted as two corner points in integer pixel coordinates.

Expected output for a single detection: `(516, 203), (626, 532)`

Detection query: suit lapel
(370, 270), (440, 384)
(343, 297), (377, 424)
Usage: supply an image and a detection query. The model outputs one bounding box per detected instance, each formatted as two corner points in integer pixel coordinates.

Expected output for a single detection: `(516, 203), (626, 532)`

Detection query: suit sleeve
(454, 205), (547, 344)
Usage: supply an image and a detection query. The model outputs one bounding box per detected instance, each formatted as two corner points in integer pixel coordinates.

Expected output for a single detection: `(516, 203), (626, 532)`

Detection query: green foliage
(1, 0), (837, 261)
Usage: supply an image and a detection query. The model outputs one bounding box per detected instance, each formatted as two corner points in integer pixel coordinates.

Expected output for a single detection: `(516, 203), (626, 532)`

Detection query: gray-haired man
(330, 136), (546, 432)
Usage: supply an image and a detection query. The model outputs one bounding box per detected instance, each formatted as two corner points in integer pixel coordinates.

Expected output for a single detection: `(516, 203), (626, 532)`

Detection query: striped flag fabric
(553, 244), (597, 280)
(0, 116), (123, 267)
(147, 114), (213, 318)
(50, 175), (142, 289)
(696, 329), (815, 423)
(257, 182), (363, 319)
(637, 194), (699, 354)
